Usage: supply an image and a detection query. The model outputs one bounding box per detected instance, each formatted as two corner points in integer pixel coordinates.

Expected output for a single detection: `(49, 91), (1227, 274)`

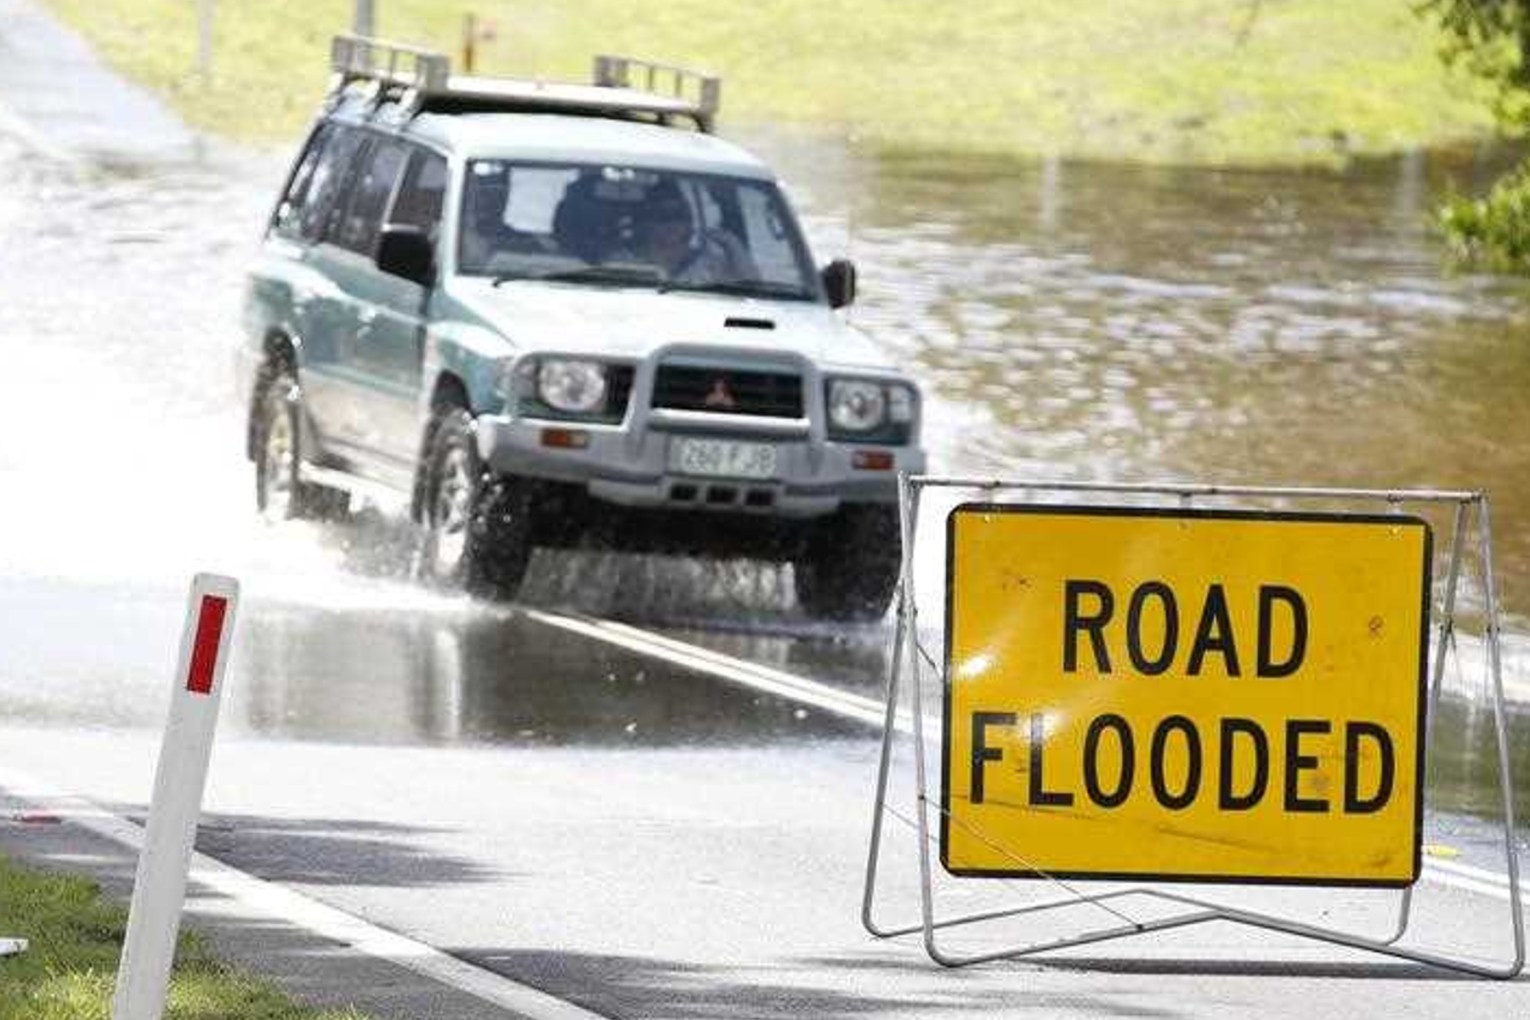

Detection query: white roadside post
(111, 574), (240, 1020)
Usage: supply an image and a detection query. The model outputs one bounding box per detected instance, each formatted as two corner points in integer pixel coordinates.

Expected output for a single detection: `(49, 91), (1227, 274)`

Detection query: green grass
(37, 0), (1504, 164)
(0, 854), (369, 1020)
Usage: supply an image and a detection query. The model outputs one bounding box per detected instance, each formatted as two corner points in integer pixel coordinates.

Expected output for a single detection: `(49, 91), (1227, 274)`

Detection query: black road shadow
(459, 947), (1194, 1019)
(109, 807), (503, 889)
(798, 949), (1506, 982)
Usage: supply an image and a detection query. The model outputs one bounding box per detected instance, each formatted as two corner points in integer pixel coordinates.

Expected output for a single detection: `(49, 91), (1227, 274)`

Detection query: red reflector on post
(185, 596), (228, 695)
(541, 428), (590, 449)
(852, 450), (895, 471)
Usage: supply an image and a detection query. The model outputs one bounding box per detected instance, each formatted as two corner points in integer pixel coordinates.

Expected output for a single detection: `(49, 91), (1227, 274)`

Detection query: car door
(311, 133), (414, 479)
(365, 146), (448, 462)
(285, 123), (369, 448)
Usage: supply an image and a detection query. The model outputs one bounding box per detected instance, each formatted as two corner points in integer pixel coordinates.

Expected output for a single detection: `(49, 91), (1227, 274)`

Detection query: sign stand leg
(1386, 498), (1470, 946)
(1478, 497), (1526, 972)
(900, 482), (947, 962)
(860, 570), (910, 938)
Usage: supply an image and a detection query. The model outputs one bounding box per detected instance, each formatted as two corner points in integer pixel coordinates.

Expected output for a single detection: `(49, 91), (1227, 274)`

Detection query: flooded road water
(2, 129), (1530, 820)
(772, 140), (1530, 622)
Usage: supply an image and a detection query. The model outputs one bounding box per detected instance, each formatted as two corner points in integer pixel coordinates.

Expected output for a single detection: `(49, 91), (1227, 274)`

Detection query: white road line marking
(523, 608), (908, 731)
(0, 103), (79, 164)
(530, 610), (1530, 911)
(1421, 865), (1524, 904)
(1423, 857), (1528, 906)
(0, 764), (607, 1020)
(1427, 857), (1514, 886)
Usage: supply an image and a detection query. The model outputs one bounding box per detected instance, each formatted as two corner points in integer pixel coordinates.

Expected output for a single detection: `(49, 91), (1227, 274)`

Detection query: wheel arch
(411, 371), (472, 521)
(247, 330), (301, 461)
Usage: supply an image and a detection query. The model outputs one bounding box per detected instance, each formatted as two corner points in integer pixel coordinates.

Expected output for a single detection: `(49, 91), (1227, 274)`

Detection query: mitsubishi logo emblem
(703, 378), (737, 410)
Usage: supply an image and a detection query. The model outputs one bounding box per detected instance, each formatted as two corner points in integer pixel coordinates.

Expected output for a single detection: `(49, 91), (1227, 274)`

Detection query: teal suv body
(237, 39), (925, 619)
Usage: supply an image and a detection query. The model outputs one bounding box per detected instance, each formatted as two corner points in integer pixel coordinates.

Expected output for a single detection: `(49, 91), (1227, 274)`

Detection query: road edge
(0, 762), (609, 1020)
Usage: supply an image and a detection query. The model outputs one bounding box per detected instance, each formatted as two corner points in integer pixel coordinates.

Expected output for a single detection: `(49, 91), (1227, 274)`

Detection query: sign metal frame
(861, 474), (1525, 979)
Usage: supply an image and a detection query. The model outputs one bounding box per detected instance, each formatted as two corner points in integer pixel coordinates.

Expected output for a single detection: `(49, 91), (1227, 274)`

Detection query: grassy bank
(0, 853), (367, 1020)
(40, 0), (1502, 164)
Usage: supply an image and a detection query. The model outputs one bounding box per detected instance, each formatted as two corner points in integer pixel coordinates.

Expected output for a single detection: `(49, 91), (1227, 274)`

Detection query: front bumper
(475, 347), (925, 519)
(477, 412), (923, 518)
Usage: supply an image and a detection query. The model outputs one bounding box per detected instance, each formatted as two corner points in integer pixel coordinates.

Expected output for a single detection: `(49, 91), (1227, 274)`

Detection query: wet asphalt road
(3, 6), (1530, 1016)
(4, 704), (1530, 1020)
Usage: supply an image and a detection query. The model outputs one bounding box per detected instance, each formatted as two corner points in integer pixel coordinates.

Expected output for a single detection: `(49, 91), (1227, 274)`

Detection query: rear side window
(298, 125), (366, 243)
(389, 149), (449, 239)
(333, 138), (410, 255)
(270, 124), (332, 239)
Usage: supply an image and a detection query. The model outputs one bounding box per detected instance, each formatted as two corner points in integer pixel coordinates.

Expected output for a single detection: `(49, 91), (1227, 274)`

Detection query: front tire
(252, 367), (349, 521)
(794, 504), (901, 622)
(421, 408), (533, 600)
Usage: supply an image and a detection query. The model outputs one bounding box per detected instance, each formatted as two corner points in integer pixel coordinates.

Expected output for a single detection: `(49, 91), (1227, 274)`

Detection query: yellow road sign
(942, 505), (1431, 886)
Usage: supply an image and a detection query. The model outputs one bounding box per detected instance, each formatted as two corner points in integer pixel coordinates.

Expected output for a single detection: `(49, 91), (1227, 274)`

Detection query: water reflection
(1430, 694), (1530, 822)
(232, 599), (872, 747)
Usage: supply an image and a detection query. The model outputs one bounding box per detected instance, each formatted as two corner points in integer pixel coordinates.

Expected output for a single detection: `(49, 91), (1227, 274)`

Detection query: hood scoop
(724, 316), (775, 330)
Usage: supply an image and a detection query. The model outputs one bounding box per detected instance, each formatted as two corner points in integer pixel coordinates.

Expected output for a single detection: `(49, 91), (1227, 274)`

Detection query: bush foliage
(1424, 1), (1530, 269)
(1439, 165), (1530, 272)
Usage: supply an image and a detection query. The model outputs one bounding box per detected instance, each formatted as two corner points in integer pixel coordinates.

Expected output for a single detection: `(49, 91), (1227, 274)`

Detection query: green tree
(1427, 0), (1530, 124)
(1426, 1), (1530, 270)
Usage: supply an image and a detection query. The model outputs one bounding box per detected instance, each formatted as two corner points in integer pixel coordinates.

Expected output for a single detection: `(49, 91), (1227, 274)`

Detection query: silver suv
(238, 37), (925, 619)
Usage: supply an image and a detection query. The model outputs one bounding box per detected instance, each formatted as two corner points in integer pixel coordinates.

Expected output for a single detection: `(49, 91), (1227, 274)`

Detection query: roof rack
(326, 35), (722, 132)
(330, 35), (450, 95)
(593, 56), (721, 132)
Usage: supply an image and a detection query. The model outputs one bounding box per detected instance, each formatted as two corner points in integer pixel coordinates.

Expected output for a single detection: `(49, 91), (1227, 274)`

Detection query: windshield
(457, 160), (820, 301)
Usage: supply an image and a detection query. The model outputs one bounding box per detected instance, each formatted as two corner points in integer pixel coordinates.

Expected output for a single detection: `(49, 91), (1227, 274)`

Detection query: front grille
(651, 365), (803, 418)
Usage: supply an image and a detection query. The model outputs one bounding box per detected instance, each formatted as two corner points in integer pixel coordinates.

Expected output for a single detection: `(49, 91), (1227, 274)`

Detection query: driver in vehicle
(636, 180), (756, 285)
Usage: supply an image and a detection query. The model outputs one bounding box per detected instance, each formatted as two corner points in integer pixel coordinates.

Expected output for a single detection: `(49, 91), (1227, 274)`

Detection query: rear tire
(793, 504), (901, 622)
(252, 367), (349, 522)
(421, 408), (533, 600)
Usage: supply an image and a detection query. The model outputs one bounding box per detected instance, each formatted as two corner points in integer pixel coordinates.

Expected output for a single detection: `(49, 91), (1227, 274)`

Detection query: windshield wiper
(658, 279), (813, 300)
(493, 264), (664, 288)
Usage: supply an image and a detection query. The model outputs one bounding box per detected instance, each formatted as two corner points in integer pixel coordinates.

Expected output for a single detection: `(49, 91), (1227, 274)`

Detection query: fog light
(541, 428), (589, 449)
(852, 450), (894, 471)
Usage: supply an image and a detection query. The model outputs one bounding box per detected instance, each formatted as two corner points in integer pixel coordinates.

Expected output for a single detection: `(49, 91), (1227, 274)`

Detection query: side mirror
(377, 224), (435, 287)
(821, 258), (857, 309)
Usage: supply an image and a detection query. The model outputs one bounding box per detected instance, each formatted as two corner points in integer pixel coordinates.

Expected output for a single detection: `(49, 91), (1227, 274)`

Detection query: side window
(299, 125), (365, 244)
(333, 138), (410, 256)
(271, 123), (332, 239)
(389, 149), (448, 240)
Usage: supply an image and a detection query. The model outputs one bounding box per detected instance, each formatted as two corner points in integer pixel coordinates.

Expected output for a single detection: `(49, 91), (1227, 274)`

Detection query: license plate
(668, 437), (778, 480)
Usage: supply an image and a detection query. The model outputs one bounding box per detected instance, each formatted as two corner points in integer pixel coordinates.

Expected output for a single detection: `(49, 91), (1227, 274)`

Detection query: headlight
(538, 359), (607, 413)
(828, 380), (887, 432)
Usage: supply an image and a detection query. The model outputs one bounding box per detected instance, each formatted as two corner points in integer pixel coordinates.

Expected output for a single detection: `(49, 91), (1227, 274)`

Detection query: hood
(449, 278), (894, 370)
